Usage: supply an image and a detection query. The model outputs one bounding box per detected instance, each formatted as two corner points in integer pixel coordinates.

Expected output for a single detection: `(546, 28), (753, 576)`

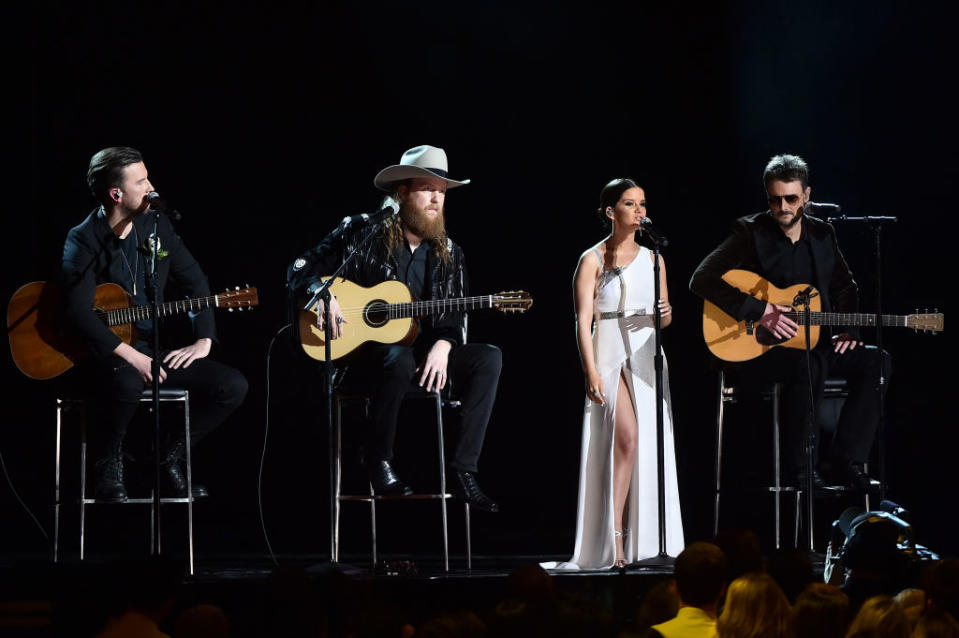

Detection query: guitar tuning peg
(235, 286), (240, 290)
(245, 283), (250, 288)
(228, 308), (234, 312)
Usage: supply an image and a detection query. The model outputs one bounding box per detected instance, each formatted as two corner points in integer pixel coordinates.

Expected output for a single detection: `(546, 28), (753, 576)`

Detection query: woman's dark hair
(597, 177), (642, 224)
(87, 146), (144, 203)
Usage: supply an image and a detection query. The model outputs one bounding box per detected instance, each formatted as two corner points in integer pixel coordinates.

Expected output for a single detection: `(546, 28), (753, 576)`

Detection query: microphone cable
(258, 323), (292, 568)
(0, 444), (50, 551)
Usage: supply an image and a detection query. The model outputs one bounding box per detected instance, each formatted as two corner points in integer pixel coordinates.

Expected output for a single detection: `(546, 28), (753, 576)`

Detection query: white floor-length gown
(544, 245), (684, 570)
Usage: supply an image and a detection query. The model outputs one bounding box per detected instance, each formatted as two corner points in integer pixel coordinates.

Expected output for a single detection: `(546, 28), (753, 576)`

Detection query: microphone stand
(827, 214), (897, 502)
(301, 215), (395, 565)
(634, 224), (673, 568)
(792, 286), (819, 551)
(146, 209), (163, 556)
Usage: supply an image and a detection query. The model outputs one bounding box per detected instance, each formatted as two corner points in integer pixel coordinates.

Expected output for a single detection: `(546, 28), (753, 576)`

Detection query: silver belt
(599, 309), (648, 320)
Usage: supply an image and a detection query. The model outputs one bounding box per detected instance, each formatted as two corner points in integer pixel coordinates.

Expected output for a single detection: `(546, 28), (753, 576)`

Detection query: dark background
(4, 1), (956, 563)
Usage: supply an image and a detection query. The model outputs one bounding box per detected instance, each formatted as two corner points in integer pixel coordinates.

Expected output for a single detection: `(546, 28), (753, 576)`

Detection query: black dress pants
(729, 344), (891, 476)
(346, 342), (502, 472)
(74, 349), (248, 454)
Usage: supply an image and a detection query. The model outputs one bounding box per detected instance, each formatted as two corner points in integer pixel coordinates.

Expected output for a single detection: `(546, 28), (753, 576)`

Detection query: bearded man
(287, 145), (502, 512)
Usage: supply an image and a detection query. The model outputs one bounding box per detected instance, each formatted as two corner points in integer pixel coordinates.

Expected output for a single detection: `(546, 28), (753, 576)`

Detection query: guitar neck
(386, 296), (496, 318)
(100, 294), (221, 327)
(783, 311), (910, 328)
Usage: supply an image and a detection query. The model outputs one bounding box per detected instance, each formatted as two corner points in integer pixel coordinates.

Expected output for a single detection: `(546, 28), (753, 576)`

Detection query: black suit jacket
(60, 207), (216, 356)
(689, 211), (859, 328)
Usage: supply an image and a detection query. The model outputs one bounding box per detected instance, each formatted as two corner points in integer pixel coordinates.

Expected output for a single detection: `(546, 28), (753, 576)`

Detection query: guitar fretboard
(374, 296), (496, 319)
(99, 295), (220, 326)
(783, 312), (909, 327)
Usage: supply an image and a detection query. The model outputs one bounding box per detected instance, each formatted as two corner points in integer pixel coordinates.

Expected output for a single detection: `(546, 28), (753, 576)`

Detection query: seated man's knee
(219, 369), (249, 406)
(381, 346), (416, 380)
(477, 344), (503, 374)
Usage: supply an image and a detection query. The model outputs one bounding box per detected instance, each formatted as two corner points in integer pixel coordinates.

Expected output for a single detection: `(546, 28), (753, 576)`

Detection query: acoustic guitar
(299, 277), (532, 361)
(7, 281), (258, 380)
(702, 269), (943, 362)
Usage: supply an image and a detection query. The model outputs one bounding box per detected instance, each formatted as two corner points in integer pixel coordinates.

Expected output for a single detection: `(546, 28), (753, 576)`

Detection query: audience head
(674, 542), (729, 608)
(635, 578), (680, 631)
(914, 607), (959, 638)
(174, 604), (230, 638)
(893, 588), (926, 630)
(844, 595), (909, 638)
(714, 528), (765, 581)
(717, 572), (792, 638)
(928, 559), (959, 620)
(793, 583), (850, 638)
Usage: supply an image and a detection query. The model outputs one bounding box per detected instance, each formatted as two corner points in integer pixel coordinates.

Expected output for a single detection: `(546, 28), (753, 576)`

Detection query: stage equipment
(634, 217), (673, 567)
(824, 501), (938, 585)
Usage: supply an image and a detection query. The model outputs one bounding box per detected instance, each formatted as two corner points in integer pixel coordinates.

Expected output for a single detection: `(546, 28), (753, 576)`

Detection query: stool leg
(773, 383), (782, 549)
(714, 371), (725, 536)
(55, 400), (63, 563)
(465, 503), (471, 571)
(184, 393), (194, 576)
(434, 393), (449, 572)
(333, 396), (343, 563)
(80, 420), (87, 561)
(369, 481), (377, 567)
(794, 490), (801, 547)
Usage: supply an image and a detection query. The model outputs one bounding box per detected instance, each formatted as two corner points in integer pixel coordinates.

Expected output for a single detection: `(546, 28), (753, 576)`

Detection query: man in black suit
(689, 154), (888, 489)
(61, 146), (247, 501)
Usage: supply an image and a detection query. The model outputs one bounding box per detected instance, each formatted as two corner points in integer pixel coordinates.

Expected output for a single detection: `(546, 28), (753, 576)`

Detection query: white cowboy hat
(373, 145), (470, 191)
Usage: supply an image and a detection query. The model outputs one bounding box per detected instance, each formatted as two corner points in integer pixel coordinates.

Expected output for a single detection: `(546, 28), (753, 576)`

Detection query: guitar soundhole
(364, 299), (389, 328)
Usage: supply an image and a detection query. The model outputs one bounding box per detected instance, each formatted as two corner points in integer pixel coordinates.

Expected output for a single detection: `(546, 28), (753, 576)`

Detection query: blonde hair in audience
(717, 573), (792, 638)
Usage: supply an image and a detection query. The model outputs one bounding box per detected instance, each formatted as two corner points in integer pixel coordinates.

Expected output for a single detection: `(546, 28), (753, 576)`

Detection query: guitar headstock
(220, 285), (259, 311)
(907, 310), (943, 333)
(492, 291), (533, 314)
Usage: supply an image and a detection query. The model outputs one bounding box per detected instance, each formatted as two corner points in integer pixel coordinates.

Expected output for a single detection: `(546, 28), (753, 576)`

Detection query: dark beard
(400, 202), (446, 241)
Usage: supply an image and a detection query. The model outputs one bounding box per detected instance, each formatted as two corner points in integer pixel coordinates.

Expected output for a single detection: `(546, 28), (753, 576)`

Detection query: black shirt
(766, 226), (815, 291)
(395, 240), (428, 300)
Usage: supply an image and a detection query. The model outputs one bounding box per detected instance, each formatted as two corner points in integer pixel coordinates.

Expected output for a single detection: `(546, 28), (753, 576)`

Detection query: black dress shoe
(846, 462), (880, 490)
(451, 471), (499, 513)
(369, 460), (413, 496)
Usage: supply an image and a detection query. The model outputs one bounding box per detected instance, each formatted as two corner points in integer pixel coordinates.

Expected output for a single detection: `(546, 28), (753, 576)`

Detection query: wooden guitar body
(299, 278), (418, 361)
(703, 270), (822, 362)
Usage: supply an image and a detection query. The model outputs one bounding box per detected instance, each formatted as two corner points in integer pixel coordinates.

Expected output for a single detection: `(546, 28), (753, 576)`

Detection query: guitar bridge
(745, 320), (754, 335)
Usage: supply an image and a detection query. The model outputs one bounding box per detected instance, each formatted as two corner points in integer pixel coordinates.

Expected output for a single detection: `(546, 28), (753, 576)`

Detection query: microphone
(639, 217), (669, 247)
(363, 200), (400, 224)
(805, 201), (842, 216)
(146, 192), (181, 221)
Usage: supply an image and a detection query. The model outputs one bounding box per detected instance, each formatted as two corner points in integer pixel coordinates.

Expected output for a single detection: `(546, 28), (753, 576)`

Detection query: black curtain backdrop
(4, 1), (956, 562)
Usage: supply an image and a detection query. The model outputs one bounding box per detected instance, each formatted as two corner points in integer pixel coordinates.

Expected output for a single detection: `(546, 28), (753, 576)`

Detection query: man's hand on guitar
(832, 333), (863, 354)
(419, 339), (452, 393)
(314, 296), (347, 339)
(164, 338), (212, 370)
(760, 302), (799, 340)
(115, 342), (167, 385)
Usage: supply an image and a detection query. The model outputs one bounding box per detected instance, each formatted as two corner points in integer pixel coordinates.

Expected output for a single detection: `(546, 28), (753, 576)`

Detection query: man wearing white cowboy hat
(287, 145), (502, 512)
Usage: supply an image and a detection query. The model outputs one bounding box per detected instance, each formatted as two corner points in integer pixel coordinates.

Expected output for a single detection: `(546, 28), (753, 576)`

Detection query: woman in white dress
(548, 178), (684, 570)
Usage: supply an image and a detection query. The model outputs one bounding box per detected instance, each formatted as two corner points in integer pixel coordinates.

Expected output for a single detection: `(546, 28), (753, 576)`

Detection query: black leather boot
(161, 439), (209, 498)
(451, 471), (499, 513)
(368, 460), (413, 496)
(93, 444), (128, 502)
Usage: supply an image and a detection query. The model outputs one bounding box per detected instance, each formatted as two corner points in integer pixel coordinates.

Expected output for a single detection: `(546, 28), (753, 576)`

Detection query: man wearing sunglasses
(689, 154), (888, 491)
